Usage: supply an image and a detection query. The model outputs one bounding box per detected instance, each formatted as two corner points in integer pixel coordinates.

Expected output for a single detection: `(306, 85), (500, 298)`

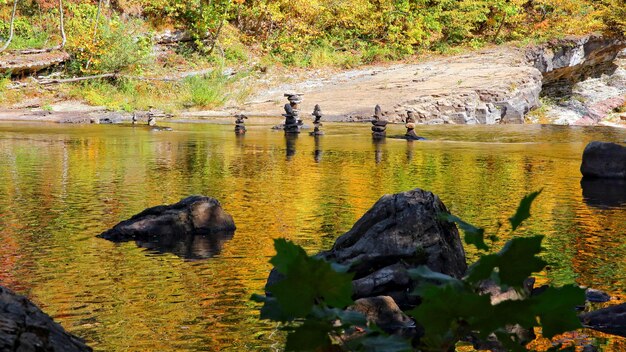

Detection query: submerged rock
(580, 303), (626, 338)
(98, 195), (236, 243)
(319, 188), (467, 307)
(0, 286), (92, 352)
(580, 141), (626, 179)
(585, 288), (611, 303)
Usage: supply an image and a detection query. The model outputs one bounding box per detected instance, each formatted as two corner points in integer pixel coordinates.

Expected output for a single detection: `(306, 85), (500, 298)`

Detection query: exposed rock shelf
(0, 51), (69, 75)
(243, 34), (625, 125)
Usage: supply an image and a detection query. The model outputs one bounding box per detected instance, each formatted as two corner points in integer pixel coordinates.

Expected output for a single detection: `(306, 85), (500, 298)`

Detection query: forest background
(1, 0), (625, 112)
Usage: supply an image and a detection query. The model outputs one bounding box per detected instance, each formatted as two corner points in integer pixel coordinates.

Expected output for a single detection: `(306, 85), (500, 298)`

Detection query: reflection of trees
(0, 125), (624, 350)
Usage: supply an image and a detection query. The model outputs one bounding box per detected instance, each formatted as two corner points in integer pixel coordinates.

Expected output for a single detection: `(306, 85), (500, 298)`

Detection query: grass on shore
(64, 68), (254, 113)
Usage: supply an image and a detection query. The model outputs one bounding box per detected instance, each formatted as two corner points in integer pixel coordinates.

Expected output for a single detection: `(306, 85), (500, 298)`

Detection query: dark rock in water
(98, 196), (236, 242)
(235, 114), (248, 134)
(135, 230), (234, 259)
(585, 288), (611, 303)
(405, 130), (426, 140)
(580, 141), (626, 179)
(0, 286), (92, 352)
(347, 296), (416, 336)
(99, 117), (117, 124)
(371, 125), (386, 133)
(581, 177), (626, 208)
(372, 120), (388, 127)
(284, 103), (295, 116)
(372, 131), (386, 139)
(469, 324), (536, 352)
(319, 188), (467, 307)
(580, 303), (626, 338)
(284, 125), (301, 134)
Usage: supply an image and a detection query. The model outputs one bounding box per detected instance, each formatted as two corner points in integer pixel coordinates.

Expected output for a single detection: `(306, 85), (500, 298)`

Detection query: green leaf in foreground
(408, 265), (463, 293)
(349, 334), (413, 352)
(509, 190), (542, 231)
(440, 213), (488, 251)
(466, 235), (546, 288)
(270, 238), (308, 274)
(408, 284), (493, 348)
(285, 319), (333, 351)
(530, 285), (585, 338)
(497, 235), (546, 288)
(266, 239), (354, 320)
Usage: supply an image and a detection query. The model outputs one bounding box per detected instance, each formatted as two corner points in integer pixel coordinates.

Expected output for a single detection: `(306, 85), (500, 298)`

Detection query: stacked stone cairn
(403, 110), (426, 140)
(235, 114), (248, 134)
(309, 104), (324, 136)
(371, 104), (387, 138)
(147, 106), (157, 126)
(283, 93), (303, 134)
(405, 111), (418, 139)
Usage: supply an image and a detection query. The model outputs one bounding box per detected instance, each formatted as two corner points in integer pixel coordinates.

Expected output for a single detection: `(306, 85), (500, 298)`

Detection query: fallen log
(37, 73), (118, 85)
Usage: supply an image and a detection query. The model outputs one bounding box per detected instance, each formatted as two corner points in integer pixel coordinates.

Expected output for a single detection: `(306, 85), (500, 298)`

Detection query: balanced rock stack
(234, 114), (248, 134)
(310, 104), (324, 136)
(283, 93), (303, 134)
(404, 111), (424, 140)
(371, 104), (387, 138)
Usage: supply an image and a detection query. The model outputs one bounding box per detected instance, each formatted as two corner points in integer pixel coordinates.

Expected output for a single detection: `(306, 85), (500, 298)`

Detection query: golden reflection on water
(0, 122), (624, 351)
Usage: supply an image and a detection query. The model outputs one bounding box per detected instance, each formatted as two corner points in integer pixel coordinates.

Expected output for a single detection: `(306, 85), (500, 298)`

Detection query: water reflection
(0, 122), (625, 351)
(581, 178), (626, 208)
(313, 135), (322, 163)
(406, 140), (415, 162)
(285, 134), (298, 160)
(373, 138), (385, 164)
(235, 134), (245, 148)
(135, 231), (235, 259)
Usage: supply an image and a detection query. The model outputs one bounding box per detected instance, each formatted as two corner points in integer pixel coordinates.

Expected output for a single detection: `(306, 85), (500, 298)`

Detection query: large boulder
(0, 286), (92, 352)
(98, 195), (236, 245)
(319, 188), (467, 307)
(580, 303), (626, 338)
(580, 141), (626, 179)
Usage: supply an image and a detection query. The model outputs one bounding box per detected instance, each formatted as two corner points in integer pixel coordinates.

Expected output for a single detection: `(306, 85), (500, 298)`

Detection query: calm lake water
(0, 121), (624, 351)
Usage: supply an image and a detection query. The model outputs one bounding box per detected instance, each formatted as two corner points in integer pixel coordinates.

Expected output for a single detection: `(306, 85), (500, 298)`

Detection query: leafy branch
(253, 190), (585, 351)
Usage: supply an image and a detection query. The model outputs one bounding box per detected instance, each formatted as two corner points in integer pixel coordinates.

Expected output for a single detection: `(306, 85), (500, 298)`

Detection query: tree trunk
(492, 13), (507, 43)
(92, 0), (103, 42)
(0, 0), (19, 53)
(58, 0), (66, 48)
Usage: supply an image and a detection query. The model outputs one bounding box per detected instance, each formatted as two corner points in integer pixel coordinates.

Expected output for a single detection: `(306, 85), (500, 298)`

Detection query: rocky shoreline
(1, 35), (624, 127)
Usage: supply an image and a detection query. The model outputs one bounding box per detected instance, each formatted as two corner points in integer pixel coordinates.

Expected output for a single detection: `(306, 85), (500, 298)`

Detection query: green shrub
(182, 72), (228, 108)
(253, 190), (587, 351)
(64, 3), (152, 74)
